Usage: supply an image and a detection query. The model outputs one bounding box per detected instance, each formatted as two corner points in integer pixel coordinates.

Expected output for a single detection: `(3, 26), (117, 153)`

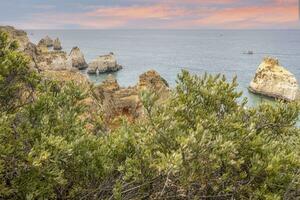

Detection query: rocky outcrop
(36, 51), (72, 71)
(96, 75), (141, 124)
(53, 38), (62, 50)
(137, 70), (169, 92)
(95, 70), (169, 125)
(249, 57), (299, 101)
(38, 36), (53, 47)
(37, 42), (49, 54)
(0, 26), (30, 51)
(69, 47), (88, 69)
(23, 42), (39, 70)
(42, 70), (91, 89)
(88, 53), (122, 74)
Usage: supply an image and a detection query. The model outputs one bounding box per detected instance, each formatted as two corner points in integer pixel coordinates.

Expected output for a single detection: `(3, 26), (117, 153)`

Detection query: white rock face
(69, 47), (88, 69)
(37, 51), (72, 71)
(249, 57), (299, 101)
(87, 53), (122, 74)
(50, 56), (72, 70)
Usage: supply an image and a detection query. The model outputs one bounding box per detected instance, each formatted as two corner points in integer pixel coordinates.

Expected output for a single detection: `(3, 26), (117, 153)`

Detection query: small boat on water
(243, 50), (254, 55)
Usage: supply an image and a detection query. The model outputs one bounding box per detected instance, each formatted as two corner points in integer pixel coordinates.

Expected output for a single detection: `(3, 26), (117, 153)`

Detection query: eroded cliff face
(249, 57), (299, 101)
(69, 47), (88, 69)
(0, 26), (171, 130)
(53, 38), (62, 51)
(36, 51), (72, 71)
(95, 70), (169, 126)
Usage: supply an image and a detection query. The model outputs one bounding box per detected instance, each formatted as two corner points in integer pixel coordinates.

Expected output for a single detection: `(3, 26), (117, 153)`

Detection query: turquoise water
(27, 30), (300, 106)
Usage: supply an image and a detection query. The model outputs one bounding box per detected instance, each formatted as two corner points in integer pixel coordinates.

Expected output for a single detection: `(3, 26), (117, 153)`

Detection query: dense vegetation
(0, 31), (300, 200)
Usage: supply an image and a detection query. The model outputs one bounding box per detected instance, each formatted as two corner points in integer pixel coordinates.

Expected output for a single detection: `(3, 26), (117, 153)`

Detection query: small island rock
(249, 57), (299, 101)
(87, 52), (122, 74)
(53, 38), (62, 50)
(69, 47), (88, 69)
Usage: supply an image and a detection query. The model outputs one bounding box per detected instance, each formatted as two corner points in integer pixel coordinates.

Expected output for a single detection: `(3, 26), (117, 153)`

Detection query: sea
(27, 30), (300, 107)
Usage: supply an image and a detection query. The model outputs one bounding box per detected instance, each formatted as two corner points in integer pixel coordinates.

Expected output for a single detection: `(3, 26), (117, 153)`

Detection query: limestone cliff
(69, 47), (88, 69)
(95, 70), (169, 126)
(249, 57), (299, 101)
(53, 38), (62, 50)
(88, 53), (122, 74)
(36, 51), (72, 71)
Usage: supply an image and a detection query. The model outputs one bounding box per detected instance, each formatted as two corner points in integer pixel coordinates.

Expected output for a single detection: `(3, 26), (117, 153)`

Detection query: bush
(0, 31), (299, 199)
(0, 32), (39, 113)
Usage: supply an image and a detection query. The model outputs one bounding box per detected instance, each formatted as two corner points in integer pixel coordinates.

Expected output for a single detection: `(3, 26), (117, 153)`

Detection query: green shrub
(0, 31), (299, 199)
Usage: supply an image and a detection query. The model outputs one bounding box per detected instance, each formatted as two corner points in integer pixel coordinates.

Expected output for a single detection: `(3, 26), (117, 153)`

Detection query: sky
(0, 0), (299, 29)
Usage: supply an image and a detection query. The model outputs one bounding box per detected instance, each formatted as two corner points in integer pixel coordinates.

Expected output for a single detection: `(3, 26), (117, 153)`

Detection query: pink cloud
(9, 0), (300, 29)
(87, 5), (189, 20)
(194, 5), (298, 28)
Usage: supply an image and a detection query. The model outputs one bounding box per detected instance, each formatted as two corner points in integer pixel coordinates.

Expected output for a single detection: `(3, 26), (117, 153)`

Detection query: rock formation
(69, 47), (88, 69)
(36, 51), (72, 71)
(42, 70), (91, 89)
(137, 70), (169, 92)
(37, 42), (48, 54)
(95, 70), (169, 125)
(249, 57), (299, 101)
(23, 42), (39, 70)
(53, 38), (62, 50)
(38, 36), (53, 47)
(0, 26), (171, 128)
(88, 52), (122, 74)
(0, 26), (30, 51)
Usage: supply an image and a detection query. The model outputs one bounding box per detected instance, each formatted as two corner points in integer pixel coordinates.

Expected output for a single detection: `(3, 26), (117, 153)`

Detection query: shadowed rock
(69, 47), (88, 69)
(53, 38), (62, 50)
(95, 70), (169, 126)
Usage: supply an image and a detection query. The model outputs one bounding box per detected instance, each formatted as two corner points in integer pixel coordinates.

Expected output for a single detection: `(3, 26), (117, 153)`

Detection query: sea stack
(87, 52), (123, 74)
(249, 57), (299, 101)
(69, 47), (88, 69)
(53, 38), (62, 50)
(38, 36), (53, 47)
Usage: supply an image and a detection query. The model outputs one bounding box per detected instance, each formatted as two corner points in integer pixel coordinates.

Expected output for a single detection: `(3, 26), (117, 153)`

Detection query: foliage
(0, 32), (39, 113)
(0, 30), (300, 199)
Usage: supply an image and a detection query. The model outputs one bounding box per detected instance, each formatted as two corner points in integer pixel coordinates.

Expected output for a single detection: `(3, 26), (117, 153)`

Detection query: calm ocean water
(27, 30), (300, 106)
